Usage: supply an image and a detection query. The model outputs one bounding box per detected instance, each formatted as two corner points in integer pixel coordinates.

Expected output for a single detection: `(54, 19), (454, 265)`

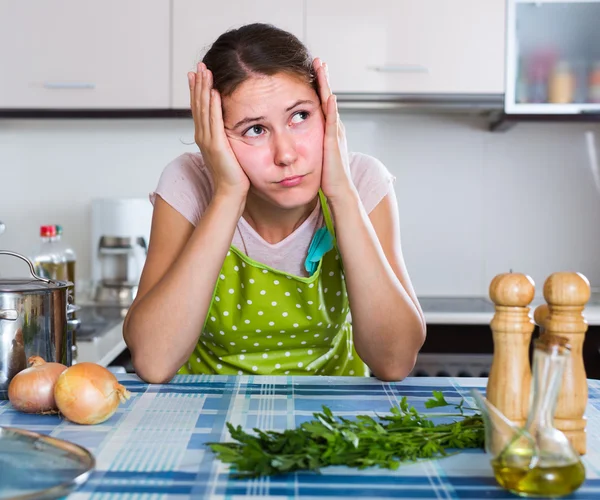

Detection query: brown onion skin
(54, 362), (131, 425)
(8, 356), (66, 413)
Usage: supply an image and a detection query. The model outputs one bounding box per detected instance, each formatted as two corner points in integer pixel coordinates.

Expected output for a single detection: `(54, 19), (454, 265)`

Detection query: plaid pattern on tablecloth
(2, 375), (600, 499)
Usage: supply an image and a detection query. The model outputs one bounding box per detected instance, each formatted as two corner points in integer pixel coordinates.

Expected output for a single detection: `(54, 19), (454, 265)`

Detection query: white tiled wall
(1, 113), (600, 297)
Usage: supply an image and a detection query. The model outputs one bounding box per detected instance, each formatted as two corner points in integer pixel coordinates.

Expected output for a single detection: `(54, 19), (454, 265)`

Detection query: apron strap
(318, 190), (345, 272)
(318, 189), (336, 245)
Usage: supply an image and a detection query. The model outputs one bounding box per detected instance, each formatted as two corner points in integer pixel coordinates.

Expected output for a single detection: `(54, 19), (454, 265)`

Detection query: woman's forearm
(329, 189), (425, 381)
(124, 193), (245, 383)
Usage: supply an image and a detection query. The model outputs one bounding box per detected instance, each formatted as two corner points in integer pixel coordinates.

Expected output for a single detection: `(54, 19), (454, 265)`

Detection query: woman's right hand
(188, 62), (250, 199)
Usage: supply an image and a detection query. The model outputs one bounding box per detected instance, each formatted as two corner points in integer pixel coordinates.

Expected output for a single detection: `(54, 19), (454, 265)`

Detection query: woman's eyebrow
(285, 99), (314, 111)
(230, 100), (315, 130)
(231, 115), (265, 130)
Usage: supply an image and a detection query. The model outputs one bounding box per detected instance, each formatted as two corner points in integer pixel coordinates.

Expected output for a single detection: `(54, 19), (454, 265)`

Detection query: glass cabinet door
(506, 0), (600, 114)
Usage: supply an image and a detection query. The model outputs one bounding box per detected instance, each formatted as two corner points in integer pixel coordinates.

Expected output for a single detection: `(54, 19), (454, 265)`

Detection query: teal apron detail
(304, 226), (334, 275)
(179, 190), (368, 376)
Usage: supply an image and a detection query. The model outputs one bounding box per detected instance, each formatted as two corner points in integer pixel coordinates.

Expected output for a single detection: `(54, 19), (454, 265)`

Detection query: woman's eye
(291, 111), (309, 124)
(244, 125), (264, 138)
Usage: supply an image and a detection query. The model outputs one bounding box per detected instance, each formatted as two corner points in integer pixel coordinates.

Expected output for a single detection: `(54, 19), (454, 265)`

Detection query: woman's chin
(254, 184), (321, 210)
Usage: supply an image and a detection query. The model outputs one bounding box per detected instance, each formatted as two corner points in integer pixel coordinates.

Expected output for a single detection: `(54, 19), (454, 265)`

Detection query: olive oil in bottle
(492, 458), (585, 497)
(472, 335), (587, 498)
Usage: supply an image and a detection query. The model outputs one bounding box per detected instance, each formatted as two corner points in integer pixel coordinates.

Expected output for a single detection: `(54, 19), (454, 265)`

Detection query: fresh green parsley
(207, 391), (484, 478)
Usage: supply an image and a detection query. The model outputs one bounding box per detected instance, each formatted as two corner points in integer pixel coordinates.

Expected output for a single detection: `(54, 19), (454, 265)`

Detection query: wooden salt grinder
(487, 273), (536, 428)
(543, 272), (590, 455)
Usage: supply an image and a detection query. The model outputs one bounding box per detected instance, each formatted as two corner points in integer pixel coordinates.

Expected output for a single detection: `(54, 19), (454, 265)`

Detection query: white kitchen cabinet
(0, 0), (170, 109)
(171, 0), (304, 109)
(305, 0), (505, 95)
(505, 0), (600, 114)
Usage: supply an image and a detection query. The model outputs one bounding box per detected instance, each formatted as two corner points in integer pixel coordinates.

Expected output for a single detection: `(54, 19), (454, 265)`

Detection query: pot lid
(0, 278), (70, 293)
(0, 250), (70, 293)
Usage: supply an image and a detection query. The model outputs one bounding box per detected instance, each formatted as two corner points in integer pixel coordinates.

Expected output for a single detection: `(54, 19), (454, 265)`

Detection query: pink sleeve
(149, 152), (214, 227)
(349, 152), (396, 213)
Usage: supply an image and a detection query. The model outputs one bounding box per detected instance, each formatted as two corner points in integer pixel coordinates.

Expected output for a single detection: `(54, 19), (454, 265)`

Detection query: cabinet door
(171, 0), (304, 109)
(0, 0), (169, 109)
(505, 0), (600, 114)
(306, 0), (505, 95)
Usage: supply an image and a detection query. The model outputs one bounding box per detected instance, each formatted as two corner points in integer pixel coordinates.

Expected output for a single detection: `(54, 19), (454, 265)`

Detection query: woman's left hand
(314, 58), (356, 201)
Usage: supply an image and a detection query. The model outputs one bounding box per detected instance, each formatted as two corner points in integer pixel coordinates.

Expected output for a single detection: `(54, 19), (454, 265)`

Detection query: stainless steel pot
(0, 250), (73, 400)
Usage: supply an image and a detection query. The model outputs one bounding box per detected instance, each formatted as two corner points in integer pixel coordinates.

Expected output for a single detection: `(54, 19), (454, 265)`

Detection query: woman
(123, 23), (425, 383)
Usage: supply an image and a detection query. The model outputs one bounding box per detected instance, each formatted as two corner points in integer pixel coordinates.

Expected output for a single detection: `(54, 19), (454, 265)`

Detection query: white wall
(1, 113), (600, 297)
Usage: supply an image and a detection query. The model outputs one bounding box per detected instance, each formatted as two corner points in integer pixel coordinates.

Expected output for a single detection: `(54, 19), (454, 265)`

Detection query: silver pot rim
(0, 250), (71, 293)
(0, 278), (71, 293)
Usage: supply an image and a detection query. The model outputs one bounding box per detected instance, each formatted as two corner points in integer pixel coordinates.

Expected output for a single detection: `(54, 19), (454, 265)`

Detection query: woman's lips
(278, 175), (305, 187)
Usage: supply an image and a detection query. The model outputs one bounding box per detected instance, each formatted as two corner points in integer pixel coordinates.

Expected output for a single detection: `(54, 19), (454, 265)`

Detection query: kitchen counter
(73, 295), (600, 369)
(422, 295), (600, 325)
(2, 375), (600, 499)
(76, 319), (126, 367)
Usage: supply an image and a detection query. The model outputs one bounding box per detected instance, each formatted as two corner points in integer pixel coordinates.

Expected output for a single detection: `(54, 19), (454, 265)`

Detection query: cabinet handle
(367, 64), (429, 74)
(43, 82), (96, 90)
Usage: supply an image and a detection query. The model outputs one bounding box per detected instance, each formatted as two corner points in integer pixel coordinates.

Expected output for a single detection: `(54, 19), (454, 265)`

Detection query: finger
(325, 94), (338, 141)
(200, 66), (212, 142)
(323, 62), (331, 88)
(317, 64), (331, 115)
(188, 71), (196, 116)
(193, 63), (205, 138)
(209, 88), (225, 142)
(312, 57), (324, 113)
(313, 57), (322, 72)
(338, 118), (346, 140)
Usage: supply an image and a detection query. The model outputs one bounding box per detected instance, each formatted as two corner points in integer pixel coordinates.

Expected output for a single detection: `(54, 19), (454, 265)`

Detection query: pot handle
(0, 310), (17, 320)
(0, 250), (53, 284)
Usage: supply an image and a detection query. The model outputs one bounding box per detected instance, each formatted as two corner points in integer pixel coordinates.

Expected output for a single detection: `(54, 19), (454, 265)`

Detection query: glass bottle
(589, 61), (600, 103)
(54, 225), (77, 303)
(548, 61), (575, 104)
(472, 335), (585, 498)
(31, 225), (68, 281)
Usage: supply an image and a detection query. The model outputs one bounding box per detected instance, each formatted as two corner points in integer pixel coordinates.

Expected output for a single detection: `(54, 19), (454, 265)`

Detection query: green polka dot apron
(179, 191), (369, 377)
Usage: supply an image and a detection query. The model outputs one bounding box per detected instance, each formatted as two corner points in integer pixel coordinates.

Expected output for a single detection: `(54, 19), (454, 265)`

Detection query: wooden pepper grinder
(488, 272), (536, 428)
(543, 272), (590, 455)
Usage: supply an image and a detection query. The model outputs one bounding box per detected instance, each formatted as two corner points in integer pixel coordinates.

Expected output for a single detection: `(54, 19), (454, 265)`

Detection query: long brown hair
(202, 23), (318, 98)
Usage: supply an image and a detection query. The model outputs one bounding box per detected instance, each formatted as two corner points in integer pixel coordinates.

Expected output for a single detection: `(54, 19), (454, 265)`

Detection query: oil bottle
(473, 334), (585, 497)
(31, 225), (68, 281)
(53, 225), (77, 303)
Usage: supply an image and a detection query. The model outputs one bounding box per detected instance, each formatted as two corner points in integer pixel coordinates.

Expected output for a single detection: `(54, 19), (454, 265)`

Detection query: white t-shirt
(150, 151), (395, 276)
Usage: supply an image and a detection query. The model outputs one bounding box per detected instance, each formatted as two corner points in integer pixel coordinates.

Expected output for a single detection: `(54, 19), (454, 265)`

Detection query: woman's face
(222, 72), (324, 210)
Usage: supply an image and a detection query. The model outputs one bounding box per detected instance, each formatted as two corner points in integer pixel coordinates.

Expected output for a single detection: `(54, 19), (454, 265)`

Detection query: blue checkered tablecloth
(2, 375), (600, 499)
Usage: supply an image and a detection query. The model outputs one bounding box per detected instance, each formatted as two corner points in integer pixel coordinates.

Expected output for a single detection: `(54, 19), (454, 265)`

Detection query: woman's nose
(273, 132), (298, 167)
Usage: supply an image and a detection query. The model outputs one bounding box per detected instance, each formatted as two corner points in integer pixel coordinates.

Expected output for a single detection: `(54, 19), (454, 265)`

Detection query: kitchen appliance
(91, 198), (152, 306)
(0, 251), (73, 400)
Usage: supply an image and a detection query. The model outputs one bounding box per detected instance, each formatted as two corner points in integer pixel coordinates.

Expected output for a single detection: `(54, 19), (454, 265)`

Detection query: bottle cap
(55, 225), (63, 236)
(40, 225), (56, 237)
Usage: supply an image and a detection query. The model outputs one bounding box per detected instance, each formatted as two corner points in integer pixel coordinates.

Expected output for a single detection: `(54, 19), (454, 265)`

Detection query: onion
(8, 356), (66, 413)
(54, 362), (131, 425)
